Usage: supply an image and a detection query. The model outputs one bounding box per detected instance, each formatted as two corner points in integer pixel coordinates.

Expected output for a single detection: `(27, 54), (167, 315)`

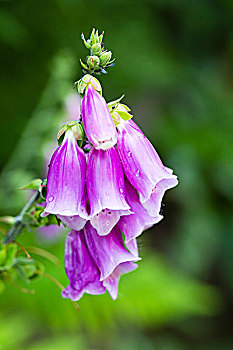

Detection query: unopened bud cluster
(80, 29), (115, 75)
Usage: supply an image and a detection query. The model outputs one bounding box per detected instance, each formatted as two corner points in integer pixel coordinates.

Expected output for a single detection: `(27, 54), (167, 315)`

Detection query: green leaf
(0, 243), (17, 271)
(20, 178), (42, 191)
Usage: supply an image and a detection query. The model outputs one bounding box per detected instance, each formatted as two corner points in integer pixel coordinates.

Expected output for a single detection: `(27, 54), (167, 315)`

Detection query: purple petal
(57, 215), (87, 231)
(84, 222), (139, 281)
(142, 177), (178, 217)
(62, 230), (105, 301)
(81, 84), (117, 150)
(103, 262), (138, 300)
(42, 129), (88, 220)
(125, 238), (139, 257)
(117, 120), (178, 217)
(87, 148), (131, 235)
(118, 179), (163, 242)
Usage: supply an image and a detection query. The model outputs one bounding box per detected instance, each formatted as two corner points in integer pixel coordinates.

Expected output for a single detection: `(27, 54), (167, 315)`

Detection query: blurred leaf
(0, 243), (17, 271)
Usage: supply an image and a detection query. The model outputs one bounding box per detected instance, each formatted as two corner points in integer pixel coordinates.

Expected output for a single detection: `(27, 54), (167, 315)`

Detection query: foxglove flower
(62, 225), (139, 301)
(42, 129), (88, 230)
(81, 84), (117, 150)
(62, 230), (105, 301)
(84, 222), (139, 280)
(86, 147), (131, 235)
(117, 120), (178, 217)
(118, 179), (163, 244)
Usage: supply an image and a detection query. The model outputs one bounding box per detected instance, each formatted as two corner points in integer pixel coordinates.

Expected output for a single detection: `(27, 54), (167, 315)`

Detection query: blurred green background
(0, 0), (233, 349)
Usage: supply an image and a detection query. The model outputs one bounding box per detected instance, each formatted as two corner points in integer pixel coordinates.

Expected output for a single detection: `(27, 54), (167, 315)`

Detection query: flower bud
(91, 43), (101, 55)
(71, 123), (84, 141)
(76, 74), (102, 96)
(99, 51), (112, 66)
(87, 55), (100, 68)
(81, 84), (117, 150)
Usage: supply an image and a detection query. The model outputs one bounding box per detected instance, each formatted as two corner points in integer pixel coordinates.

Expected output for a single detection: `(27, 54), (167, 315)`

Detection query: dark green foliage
(0, 0), (233, 349)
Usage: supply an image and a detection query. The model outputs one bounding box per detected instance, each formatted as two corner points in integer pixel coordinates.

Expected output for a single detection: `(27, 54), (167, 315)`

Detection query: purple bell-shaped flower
(86, 147), (131, 236)
(42, 129), (88, 230)
(117, 119), (178, 217)
(81, 84), (117, 150)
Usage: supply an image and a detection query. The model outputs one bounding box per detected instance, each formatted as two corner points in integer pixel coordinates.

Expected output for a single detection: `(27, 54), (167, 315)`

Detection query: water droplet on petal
(119, 188), (123, 194)
(48, 196), (54, 202)
(128, 151), (132, 157)
(136, 169), (140, 177)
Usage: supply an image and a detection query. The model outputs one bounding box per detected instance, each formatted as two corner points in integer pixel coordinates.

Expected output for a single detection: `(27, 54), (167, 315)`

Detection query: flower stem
(2, 191), (40, 245)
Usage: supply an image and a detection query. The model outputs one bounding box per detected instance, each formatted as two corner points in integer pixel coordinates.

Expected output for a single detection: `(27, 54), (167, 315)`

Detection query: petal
(103, 262), (138, 300)
(125, 238), (139, 257)
(81, 84), (117, 150)
(118, 179), (163, 242)
(84, 222), (139, 281)
(87, 147), (131, 235)
(42, 129), (87, 218)
(62, 230), (105, 301)
(117, 119), (178, 205)
(142, 177), (178, 217)
(57, 215), (87, 231)
(90, 209), (122, 236)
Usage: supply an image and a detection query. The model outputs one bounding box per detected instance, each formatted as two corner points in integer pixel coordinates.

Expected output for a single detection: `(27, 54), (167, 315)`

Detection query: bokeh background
(0, 0), (233, 349)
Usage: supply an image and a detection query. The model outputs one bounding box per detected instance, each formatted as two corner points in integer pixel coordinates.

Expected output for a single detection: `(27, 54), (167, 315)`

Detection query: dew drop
(119, 188), (123, 194)
(128, 151), (132, 157)
(136, 169), (140, 177)
(48, 196), (54, 202)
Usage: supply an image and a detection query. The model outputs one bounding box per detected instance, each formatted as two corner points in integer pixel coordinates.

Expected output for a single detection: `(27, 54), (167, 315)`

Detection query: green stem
(3, 191), (40, 245)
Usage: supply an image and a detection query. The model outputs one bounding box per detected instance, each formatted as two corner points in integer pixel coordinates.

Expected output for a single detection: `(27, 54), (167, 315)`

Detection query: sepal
(75, 74), (102, 97)
(108, 97), (133, 125)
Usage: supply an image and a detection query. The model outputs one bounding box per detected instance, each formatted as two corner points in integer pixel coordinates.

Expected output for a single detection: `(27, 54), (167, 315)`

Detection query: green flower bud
(87, 55), (100, 68)
(71, 123), (84, 141)
(91, 43), (102, 55)
(81, 33), (92, 49)
(100, 51), (112, 66)
(76, 74), (102, 95)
